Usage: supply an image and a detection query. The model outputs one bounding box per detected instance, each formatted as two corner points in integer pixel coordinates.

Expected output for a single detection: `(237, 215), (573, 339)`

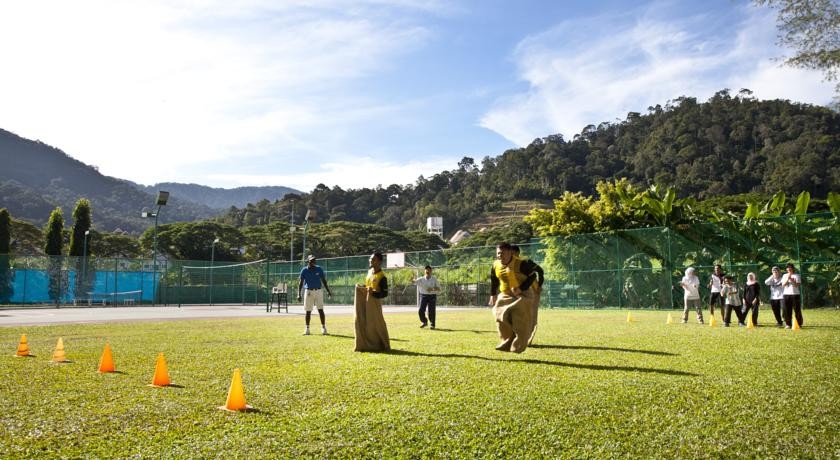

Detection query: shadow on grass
(529, 344), (677, 356)
(385, 349), (698, 377)
(429, 328), (496, 334)
(325, 334), (355, 340)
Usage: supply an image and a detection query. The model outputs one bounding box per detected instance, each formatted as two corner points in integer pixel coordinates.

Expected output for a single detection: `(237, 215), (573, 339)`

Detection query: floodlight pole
(148, 191), (169, 306)
(210, 237), (219, 306)
(301, 209), (315, 264)
(82, 230), (90, 292)
(290, 200), (295, 262)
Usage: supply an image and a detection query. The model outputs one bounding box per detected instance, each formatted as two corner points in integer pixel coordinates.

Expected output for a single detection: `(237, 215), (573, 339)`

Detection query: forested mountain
(137, 183), (300, 210)
(219, 90), (840, 236)
(0, 128), (296, 233)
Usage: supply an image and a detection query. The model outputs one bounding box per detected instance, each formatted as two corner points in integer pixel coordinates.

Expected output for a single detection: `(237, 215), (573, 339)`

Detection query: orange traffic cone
(51, 337), (69, 363)
(666, 313), (673, 324)
(792, 316), (801, 330)
(709, 315), (717, 327)
(150, 353), (171, 387)
(98, 343), (116, 373)
(747, 315), (755, 330)
(219, 368), (251, 412)
(626, 312), (634, 323)
(15, 334), (31, 357)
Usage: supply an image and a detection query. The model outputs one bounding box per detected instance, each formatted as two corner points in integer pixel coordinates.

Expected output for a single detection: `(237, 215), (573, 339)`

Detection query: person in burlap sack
(488, 242), (540, 353)
(354, 252), (391, 352)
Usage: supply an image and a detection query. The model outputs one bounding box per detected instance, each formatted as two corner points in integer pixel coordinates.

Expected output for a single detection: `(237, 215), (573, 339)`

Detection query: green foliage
(141, 221), (246, 261)
(68, 198), (92, 257)
(454, 221), (534, 248)
(0, 208), (11, 303)
(828, 191), (840, 215)
(526, 192), (595, 237)
(756, 0), (840, 100)
(43, 207), (64, 256)
(0, 310), (838, 457)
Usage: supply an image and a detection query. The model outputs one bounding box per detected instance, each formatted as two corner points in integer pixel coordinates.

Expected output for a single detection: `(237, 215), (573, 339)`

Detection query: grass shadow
(430, 328), (496, 334)
(325, 334), (355, 340)
(386, 349), (698, 377)
(529, 344), (678, 356)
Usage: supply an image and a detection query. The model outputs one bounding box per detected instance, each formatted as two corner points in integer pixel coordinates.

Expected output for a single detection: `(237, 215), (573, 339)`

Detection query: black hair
(511, 244), (520, 254)
(424, 265), (432, 270)
(371, 252), (383, 262)
(786, 263), (796, 270)
(496, 242), (512, 250)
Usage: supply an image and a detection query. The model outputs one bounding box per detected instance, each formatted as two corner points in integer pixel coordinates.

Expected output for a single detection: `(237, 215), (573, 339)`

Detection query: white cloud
(0, 1), (434, 185)
(480, 4), (836, 146)
(206, 156), (456, 190)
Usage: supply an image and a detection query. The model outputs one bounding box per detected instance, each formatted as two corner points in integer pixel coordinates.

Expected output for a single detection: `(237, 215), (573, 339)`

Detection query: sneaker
(738, 322), (746, 327)
(724, 323), (730, 327)
(321, 326), (328, 335)
(785, 325), (791, 329)
(303, 327), (310, 336)
(420, 323), (427, 328)
(776, 323), (784, 328)
(430, 324), (435, 330)
(699, 320), (705, 325)
(681, 320), (687, 324)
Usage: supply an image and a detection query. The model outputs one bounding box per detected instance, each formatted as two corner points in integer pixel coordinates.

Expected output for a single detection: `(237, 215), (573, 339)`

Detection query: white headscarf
(682, 267), (698, 284)
(746, 272), (757, 285)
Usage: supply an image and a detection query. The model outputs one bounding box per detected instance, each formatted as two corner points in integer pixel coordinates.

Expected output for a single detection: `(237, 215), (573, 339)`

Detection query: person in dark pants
(721, 275), (745, 327)
(742, 272), (761, 326)
(764, 266), (786, 327)
(708, 264), (726, 322)
(781, 263), (803, 328)
(414, 265), (441, 329)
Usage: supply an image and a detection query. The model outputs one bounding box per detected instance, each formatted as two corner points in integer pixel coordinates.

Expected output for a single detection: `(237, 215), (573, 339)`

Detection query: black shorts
(710, 292), (724, 306)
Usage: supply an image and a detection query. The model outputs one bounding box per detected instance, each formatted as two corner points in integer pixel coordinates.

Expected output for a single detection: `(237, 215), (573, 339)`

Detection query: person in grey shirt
(414, 265), (441, 329)
(764, 266), (785, 327)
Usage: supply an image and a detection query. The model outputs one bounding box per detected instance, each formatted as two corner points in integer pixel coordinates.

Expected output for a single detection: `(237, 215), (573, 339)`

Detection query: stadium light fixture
(301, 209), (316, 263)
(142, 190), (169, 306)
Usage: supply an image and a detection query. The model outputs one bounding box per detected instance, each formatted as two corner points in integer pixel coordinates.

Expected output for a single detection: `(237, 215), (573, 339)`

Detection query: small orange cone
(15, 334), (30, 357)
(792, 316), (801, 330)
(51, 337), (69, 363)
(747, 314), (755, 329)
(98, 343), (116, 373)
(150, 353), (171, 387)
(219, 368), (251, 412)
(709, 315), (717, 327)
(626, 312), (634, 323)
(666, 313), (673, 324)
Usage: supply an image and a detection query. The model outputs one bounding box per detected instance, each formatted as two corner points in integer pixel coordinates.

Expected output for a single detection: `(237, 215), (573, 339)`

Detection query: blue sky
(0, 0), (834, 192)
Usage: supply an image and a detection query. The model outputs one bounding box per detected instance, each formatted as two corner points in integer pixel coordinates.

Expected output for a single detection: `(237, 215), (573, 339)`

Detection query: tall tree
(44, 207), (65, 304)
(68, 199), (92, 257)
(0, 208), (12, 303)
(68, 199), (93, 297)
(756, 0), (840, 100)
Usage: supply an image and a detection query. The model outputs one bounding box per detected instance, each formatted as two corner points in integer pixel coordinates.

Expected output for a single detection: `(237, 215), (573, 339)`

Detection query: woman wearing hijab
(679, 267), (704, 324)
(742, 272), (761, 326)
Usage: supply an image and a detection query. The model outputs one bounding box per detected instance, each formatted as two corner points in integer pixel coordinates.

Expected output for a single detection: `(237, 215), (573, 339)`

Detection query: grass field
(1, 308), (838, 459)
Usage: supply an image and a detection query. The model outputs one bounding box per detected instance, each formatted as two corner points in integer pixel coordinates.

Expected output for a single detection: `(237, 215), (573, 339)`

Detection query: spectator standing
(742, 272), (761, 326)
(721, 275), (745, 327)
(764, 266), (786, 327)
(680, 267), (704, 324)
(781, 263), (804, 329)
(708, 265), (726, 322)
(414, 265), (441, 329)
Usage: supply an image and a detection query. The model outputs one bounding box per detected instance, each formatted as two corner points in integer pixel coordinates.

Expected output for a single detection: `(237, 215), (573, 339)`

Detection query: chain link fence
(1, 213), (837, 309)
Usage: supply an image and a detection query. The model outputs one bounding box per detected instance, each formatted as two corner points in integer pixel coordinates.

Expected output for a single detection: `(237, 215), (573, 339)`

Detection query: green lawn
(1, 309), (838, 458)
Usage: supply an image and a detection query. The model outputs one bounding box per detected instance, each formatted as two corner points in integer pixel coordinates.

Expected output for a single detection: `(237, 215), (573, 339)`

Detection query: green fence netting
(0, 213), (837, 309)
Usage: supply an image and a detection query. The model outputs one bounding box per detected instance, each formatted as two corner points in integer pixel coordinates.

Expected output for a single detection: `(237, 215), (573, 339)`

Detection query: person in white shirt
(764, 266), (785, 327)
(680, 267), (704, 324)
(781, 263), (804, 328)
(414, 265), (441, 329)
(708, 264), (725, 322)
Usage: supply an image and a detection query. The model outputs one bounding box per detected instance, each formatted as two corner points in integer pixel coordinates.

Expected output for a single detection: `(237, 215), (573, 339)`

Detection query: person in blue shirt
(297, 255), (332, 335)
